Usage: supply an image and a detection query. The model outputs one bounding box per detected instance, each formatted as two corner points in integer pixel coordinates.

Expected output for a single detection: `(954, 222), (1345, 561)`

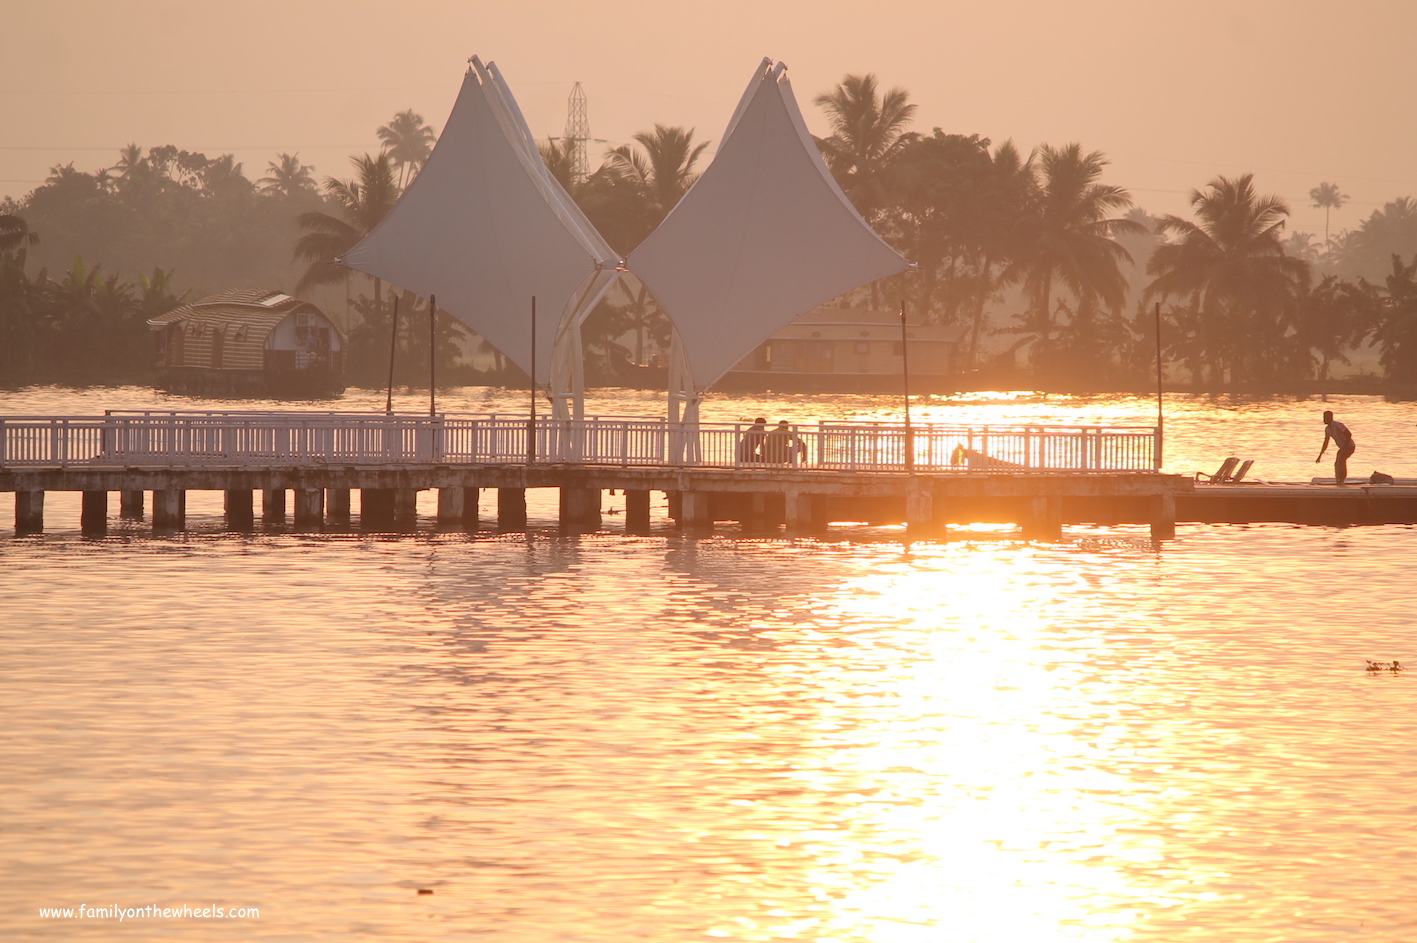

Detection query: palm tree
(377, 110), (436, 189)
(293, 152), (401, 296)
(813, 74), (916, 223)
(1011, 143), (1142, 372)
(258, 153), (317, 198)
(539, 137), (581, 196)
(1147, 174), (1310, 385)
(605, 124), (710, 227)
(1334, 196), (1417, 282)
(1309, 181), (1347, 246)
(0, 214), (38, 254)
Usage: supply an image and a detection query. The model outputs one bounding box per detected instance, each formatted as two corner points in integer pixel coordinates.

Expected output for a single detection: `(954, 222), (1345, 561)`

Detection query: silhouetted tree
(813, 74), (916, 225)
(293, 152), (400, 296)
(1334, 196), (1417, 283)
(1309, 181), (1347, 247)
(1011, 143), (1142, 375)
(1371, 254), (1417, 385)
(377, 110), (436, 189)
(258, 153), (317, 198)
(1147, 174), (1309, 385)
(0, 214), (38, 254)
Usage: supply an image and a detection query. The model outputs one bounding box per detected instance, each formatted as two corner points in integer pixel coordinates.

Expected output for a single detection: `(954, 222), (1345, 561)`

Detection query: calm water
(2, 386), (1415, 942)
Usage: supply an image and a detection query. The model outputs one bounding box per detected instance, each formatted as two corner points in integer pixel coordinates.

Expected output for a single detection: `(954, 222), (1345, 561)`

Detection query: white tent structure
(340, 57), (619, 424)
(626, 59), (912, 435)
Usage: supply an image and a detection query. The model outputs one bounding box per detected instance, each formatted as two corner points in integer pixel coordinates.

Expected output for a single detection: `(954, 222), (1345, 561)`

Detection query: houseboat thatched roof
(147, 288), (318, 334)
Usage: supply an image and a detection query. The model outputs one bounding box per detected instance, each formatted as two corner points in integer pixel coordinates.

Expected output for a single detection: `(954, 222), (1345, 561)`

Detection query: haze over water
(2, 387), (1416, 942)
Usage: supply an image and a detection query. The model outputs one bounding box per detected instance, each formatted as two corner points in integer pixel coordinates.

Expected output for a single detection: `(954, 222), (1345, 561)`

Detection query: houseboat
(614, 306), (961, 393)
(148, 289), (345, 397)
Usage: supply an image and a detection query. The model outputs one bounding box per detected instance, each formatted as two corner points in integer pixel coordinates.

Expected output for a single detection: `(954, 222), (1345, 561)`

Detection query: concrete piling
(326, 488), (351, 524)
(294, 488), (325, 528)
(15, 490), (44, 534)
(152, 489), (185, 531)
(80, 490), (107, 535)
(224, 489), (254, 528)
(261, 489), (286, 523)
(625, 489), (651, 533)
(119, 490), (144, 520)
(784, 492), (812, 534)
(360, 488), (394, 528)
(392, 489), (418, 525)
(436, 487), (465, 524)
(559, 486), (601, 531)
(680, 491), (711, 531)
(497, 487), (527, 531)
(1151, 492), (1177, 540)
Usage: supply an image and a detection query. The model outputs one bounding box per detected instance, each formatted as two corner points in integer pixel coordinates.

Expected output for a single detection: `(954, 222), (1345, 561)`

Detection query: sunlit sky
(3, 0), (1414, 238)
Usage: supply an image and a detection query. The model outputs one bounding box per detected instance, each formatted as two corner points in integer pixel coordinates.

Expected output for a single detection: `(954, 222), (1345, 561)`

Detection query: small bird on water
(1365, 660), (1404, 672)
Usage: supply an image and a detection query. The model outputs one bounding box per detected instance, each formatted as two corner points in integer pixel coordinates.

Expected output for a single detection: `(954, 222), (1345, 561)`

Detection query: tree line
(3, 81), (1417, 392)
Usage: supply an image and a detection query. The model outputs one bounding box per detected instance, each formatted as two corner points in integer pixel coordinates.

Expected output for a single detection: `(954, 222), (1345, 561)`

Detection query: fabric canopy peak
(626, 59), (912, 395)
(339, 56), (617, 401)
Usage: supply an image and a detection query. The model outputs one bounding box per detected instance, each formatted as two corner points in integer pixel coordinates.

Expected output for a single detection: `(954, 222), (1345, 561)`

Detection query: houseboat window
(854, 341), (870, 355)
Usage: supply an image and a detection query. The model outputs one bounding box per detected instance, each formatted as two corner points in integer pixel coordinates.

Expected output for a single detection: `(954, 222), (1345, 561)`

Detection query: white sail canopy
(626, 60), (911, 392)
(340, 57), (618, 387)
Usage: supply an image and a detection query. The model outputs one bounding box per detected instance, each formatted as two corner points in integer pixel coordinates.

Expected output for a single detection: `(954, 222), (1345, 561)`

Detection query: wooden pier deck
(1182, 482), (1417, 526)
(0, 462), (1192, 538)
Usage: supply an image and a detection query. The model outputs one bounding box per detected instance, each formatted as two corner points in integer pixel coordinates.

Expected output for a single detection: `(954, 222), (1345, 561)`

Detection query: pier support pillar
(1150, 491), (1177, 540)
(15, 490), (43, 534)
(326, 488), (351, 524)
(393, 489), (418, 525)
(262, 489), (286, 523)
(462, 487), (480, 526)
(907, 488), (942, 536)
(1023, 496), (1062, 540)
(225, 489), (254, 529)
(294, 489), (325, 529)
(625, 489), (652, 534)
(745, 493), (771, 531)
(153, 489), (185, 531)
(360, 489), (394, 528)
(785, 492), (813, 534)
(81, 490), (108, 535)
(436, 487), (465, 525)
(679, 491), (712, 532)
(559, 486), (601, 531)
(119, 490), (144, 520)
(497, 488), (527, 531)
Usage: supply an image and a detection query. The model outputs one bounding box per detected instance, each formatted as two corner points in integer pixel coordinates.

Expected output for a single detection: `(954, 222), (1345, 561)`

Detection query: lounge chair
(1195, 457), (1239, 483)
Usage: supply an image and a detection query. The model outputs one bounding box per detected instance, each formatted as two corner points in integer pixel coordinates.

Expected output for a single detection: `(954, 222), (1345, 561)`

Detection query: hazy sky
(4, 0), (1414, 238)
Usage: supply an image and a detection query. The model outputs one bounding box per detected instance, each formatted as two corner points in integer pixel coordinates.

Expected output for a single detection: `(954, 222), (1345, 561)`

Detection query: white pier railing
(0, 412), (1161, 473)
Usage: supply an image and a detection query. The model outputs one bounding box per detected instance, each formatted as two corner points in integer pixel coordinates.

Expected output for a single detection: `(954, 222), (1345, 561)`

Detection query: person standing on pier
(1316, 410), (1356, 484)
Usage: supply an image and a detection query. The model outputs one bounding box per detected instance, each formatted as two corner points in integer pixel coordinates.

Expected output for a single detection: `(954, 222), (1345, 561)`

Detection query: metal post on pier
(527, 296), (537, 464)
(385, 294), (399, 414)
(429, 293), (437, 417)
(900, 299), (915, 474)
(1154, 302), (1165, 468)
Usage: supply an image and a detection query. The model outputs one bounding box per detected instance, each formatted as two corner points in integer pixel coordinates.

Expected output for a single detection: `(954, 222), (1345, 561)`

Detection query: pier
(6, 411), (1413, 536)
(0, 410), (1196, 537)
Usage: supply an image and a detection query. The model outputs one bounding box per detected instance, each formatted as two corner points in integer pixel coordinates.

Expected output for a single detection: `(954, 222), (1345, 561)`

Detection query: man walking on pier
(1316, 410), (1356, 484)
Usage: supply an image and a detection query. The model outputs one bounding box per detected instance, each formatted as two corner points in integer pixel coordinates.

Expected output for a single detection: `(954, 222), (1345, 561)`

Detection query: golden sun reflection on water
(732, 545), (1197, 942)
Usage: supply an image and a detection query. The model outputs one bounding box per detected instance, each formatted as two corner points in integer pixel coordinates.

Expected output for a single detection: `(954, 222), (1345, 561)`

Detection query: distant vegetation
(4, 78), (1417, 393)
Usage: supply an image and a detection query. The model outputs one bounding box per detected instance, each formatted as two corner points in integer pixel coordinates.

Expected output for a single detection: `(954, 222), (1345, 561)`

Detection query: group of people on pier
(736, 418), (807, 465)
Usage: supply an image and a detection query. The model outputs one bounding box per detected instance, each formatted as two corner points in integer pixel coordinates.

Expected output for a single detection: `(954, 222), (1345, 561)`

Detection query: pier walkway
(7, 412), (1413, 535)
(1, 410), (1190, 537)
